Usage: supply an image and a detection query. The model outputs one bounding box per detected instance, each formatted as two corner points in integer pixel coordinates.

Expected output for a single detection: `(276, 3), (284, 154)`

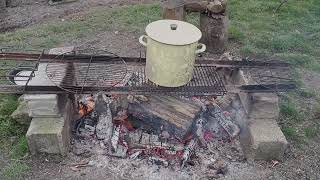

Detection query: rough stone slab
(247, 118), (288, 160)
(249, 93), (279, 119)
(11, 101), (31, 125)
(24, 94), (67, 118)
(231, 70), (251, 114)
(26, 117), (69, 155)
(27, 100), (60, 117)
(48, 46), (74, 54)
(23, 94), (58, 101)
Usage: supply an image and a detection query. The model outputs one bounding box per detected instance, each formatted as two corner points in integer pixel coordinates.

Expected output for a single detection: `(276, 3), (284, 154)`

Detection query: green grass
(0, 4), (162, 50)
(228, 0), (320, 71)
(280, 97), (300, 121)
(282, 127), (297, 138)
(10, 136), (29, 159)
(304, 126), (318, 139)
(0, 95), (29, 179)
(0, 1), (319, 72)
(3, 161), (30, 180)
(282, 126), (304, 143)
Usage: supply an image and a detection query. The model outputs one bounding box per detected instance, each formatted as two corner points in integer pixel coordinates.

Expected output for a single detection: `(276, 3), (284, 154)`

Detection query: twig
(274, 0), (288, 13)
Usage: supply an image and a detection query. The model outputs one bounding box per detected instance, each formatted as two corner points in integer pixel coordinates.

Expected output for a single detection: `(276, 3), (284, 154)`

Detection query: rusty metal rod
(0, 83), (296, 94)
(0, 52), (291, 67)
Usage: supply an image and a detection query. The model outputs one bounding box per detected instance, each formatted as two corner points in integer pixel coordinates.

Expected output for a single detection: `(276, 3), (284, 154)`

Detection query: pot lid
(145, 20), (202, 45)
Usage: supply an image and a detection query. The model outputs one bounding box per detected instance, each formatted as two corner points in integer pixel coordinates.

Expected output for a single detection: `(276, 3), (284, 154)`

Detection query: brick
(247, 118), (288, 160)
(26, 117), (69, 155)
(249, 93), (279, 119)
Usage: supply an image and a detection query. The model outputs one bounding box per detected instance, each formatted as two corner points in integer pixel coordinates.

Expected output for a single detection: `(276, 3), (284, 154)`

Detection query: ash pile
(72, 92), (243, 177)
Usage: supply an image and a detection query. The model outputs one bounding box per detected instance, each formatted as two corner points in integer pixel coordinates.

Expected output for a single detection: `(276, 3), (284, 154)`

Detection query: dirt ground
(0, 0), (156, 32)
(1, 1), (320, 180)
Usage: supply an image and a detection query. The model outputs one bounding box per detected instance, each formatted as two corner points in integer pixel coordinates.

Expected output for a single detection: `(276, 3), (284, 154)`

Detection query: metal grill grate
(114, 64), (227, 96)
(0, 48), (296, 95)
(46, 62), (227, 96)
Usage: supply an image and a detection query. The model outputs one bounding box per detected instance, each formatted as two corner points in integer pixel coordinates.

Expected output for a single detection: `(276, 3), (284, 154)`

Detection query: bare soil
(0, 0), (156, 32)
(1, 1), (320, 180)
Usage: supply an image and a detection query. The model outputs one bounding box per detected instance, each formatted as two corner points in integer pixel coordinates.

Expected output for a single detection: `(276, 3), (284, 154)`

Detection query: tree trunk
(200, 13), (228, 54)
(162, 0), (186, 21)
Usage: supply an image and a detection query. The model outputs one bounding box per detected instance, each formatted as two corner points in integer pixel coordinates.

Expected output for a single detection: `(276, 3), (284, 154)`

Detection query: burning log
(95, 93), (113, 141)
(206, 104), (240, 138)
(128, 95), (202, 135)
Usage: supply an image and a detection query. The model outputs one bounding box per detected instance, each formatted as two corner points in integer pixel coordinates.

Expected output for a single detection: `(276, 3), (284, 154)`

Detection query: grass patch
(3, 161), (30, 180)
(10, 136), (29, 159)
(0, 4), (163, 50)
(280, 98), (300, 121)
(0, 94), (29, 179)
(0, 1), (319, 71)
(282, 127), (297, 138)
(228, 0), (320, 71)
(0, 95), (26, 139)
(282, 126), (303, 143)
(304, 126), (318, 139)
(299, 88), (317, 98)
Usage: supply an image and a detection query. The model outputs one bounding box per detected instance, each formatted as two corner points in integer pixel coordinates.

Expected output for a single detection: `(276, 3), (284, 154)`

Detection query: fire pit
(72, 88), (243, 174)
(0, 48), (294, 178)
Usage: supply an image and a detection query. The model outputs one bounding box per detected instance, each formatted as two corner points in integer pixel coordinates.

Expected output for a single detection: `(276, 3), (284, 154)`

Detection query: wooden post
(200, 12), (228, 54)
(162, 0), (186, 21)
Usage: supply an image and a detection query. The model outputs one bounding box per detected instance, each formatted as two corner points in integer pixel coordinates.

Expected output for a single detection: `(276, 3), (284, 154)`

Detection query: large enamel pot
(139, 20), (206, 87)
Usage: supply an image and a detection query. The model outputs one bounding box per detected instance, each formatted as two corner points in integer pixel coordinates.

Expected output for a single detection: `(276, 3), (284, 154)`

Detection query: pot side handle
(195, 43), (206, 54)
(139, 35), (148, 46)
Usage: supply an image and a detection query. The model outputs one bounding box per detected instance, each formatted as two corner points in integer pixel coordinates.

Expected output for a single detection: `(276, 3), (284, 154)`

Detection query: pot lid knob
(170, 24), (177, 30)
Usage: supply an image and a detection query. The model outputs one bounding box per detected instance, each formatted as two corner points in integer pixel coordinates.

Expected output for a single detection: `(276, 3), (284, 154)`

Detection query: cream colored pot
(139, 20), (206, 87)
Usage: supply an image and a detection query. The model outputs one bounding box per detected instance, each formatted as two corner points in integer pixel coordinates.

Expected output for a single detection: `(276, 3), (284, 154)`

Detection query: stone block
(48, 46), (74, 54)
(26, 95), (75, 155)
(24, 94), (69, 118)
(247, 118), (288, 160)
(11, 101), (31, 125)
(26, 117), (69, 155)
(249, 93), (279, 119)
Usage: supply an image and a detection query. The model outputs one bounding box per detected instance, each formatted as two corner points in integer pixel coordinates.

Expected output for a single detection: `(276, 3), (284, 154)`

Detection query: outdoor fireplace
(0, 48), (293, 178)
(72, 88), (243, 171)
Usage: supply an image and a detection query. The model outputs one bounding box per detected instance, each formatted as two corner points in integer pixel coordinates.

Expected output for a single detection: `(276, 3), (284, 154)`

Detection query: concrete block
(24, 94), (69, 118)
(24, 94), (61, 117)
(231, 70), (251, 114)
(29, 63), (56, 86)
(26, 117), (69, 155)
(24, 94), (58, 101)
(249, 93), (279, 119)
(26, 95), (75, 155)
(247, 118), (288, 160)
(11, 101), (31, 125)
(48, 46), (74, 54)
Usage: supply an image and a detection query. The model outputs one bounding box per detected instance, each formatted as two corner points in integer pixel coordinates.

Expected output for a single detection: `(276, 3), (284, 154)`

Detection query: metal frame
(0, 50), (296, 95)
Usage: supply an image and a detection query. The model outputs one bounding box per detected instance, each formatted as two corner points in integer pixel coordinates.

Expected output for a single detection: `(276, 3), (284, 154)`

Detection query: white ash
(71, 93), (248, 179)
